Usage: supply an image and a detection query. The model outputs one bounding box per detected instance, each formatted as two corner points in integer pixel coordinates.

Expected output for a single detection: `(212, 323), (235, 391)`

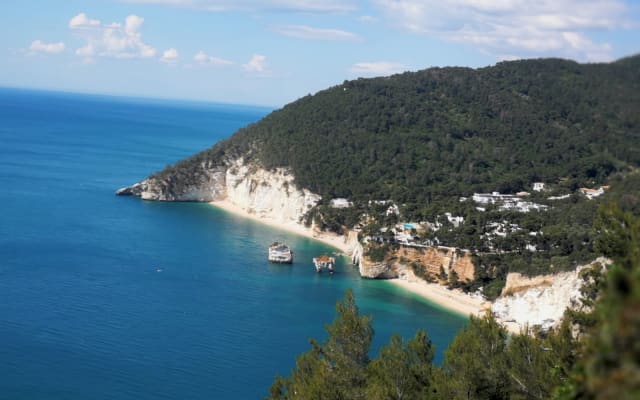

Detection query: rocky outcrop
(492, 257), (609, 332)
(359, 258), (399, 279)
(397, 246), (475, 282)
(348, 231), (364, 266)
(116, 158), (320, 224)
(116, 163), (227, 201)
(224, 159), (320, 225)
(358, 245), (475, 280)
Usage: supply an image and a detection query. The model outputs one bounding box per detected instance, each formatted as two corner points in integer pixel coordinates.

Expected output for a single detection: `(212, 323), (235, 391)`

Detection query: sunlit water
(0, 88), (466, 399)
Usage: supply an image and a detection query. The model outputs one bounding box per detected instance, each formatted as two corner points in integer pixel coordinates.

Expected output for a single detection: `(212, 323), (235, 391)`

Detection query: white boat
(268, 242), (293, 263)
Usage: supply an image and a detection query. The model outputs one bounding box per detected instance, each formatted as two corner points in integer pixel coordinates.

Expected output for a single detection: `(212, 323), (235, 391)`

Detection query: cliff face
(224, 159), (321, 224)
(117, 158), (320, 225)
(346, 231), (364, 266)
(358, 245), (475, 280)
(116, 162), (227, 201)
(359, 258), (400, 279)
(492, 257), (609, 332)
(398, 246), (475, 282)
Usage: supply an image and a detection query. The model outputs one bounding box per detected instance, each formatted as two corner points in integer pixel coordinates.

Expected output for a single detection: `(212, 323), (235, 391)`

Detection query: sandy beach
(209, 199), (352, 254)
(388, 278), (489, 317)
(209, 199), (487, 317)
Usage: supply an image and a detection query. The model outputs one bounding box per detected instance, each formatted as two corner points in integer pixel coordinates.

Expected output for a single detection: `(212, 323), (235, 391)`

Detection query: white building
(386, 204), (400, 216)
(329, 198), (353, 208)
(579, 187), (607, 200)
(472, 192), (548, 212)
(444, 212), (464, 228)
(533, 182), (546, 192)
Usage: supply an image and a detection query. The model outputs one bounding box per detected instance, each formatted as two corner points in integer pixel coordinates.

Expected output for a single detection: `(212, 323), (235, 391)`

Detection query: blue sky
(1, 0), (639, 106)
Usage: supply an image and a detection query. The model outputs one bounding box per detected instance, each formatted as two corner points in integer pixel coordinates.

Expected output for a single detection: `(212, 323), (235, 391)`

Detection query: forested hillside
(267, 203), (640, 399)
(162, 55), (640, 207)
(147, 56), (640, 289)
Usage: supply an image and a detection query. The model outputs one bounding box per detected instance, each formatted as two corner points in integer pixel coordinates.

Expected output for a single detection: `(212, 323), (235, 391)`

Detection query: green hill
(162, 56), (639, 205)
(143, 56), (640, 289)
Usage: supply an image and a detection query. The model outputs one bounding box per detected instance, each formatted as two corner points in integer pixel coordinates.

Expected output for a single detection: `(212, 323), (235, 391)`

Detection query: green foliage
(411, 262), (434, 282)
(594, 202), (640, 270)
(269, 203), (640, 400)
(439, 315), (510, 399)
(482, 279), (506, 300)
(148, 56), (640, 289)
(152, 56), (640, 211)
(268, 289), (373, 400)
(366, 331), (436, 400)
(557, 203), (640, 399)
(365, 243), (394, 263)
(505, 324), (577, 400)
(448, 270), (460, 288)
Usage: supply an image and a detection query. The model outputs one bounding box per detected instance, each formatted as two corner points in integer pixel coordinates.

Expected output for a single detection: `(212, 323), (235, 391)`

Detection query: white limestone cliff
(224, 159), (321, 225)
(492, 257), (609, 332)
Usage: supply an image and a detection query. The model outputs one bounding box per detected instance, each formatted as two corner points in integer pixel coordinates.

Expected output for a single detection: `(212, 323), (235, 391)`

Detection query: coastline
(208, 199), (352, 254)
(388, 278), (489, 317)
(209, 199), (487, 318)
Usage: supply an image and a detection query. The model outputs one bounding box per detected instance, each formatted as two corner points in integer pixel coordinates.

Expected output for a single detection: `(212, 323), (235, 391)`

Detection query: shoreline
(209, 199), (486, 318)
(387, 278), (488, 317)
(208, 200), (352, 254)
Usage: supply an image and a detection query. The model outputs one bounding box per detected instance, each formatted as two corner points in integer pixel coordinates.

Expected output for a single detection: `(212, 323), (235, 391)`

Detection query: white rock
(225, 159), (321, 225)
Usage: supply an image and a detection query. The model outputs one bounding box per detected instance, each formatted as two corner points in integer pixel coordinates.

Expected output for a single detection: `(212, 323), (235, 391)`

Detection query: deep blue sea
(0, 87), (467, 399)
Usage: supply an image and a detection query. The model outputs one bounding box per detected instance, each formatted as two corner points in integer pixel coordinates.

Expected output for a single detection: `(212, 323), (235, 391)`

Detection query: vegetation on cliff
(154, 55), (640, 203)
(144, 55), (640, 290)
(267, 203), (640, 399)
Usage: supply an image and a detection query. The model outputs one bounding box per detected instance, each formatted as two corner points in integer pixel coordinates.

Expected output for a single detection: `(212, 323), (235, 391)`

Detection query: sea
(0, 87), (467, 399)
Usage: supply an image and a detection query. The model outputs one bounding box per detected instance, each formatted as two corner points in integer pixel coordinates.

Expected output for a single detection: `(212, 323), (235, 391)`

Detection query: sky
(1, 0), (639, 106)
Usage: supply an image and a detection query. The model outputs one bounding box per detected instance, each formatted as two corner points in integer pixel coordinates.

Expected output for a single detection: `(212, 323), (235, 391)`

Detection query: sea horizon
(0, 87), (467, 399)
(0, 85), (279, 112)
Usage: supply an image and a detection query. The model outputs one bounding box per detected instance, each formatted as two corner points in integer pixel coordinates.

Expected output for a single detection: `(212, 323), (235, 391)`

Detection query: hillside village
(328, 181), (611, 296)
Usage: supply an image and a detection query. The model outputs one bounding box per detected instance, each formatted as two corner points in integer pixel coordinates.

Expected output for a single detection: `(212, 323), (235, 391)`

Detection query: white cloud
(358, 15), (378, 23)
(76, 42), (95, 57)
(160, 48), (179, 63)
(122, 0), (355, 13)
(273, 25), (358, 40)
(194, 51), (208, 63)
(125, 15), (144, 36)
(29, 40), (66, 54)
(350, 61), (407, 76)
(69, 12), (101, 29)
(71, 13), (157, 61)
(374, 0), (630, 61)
(193, 50), (233, 65)
(243, 54), (267, 72)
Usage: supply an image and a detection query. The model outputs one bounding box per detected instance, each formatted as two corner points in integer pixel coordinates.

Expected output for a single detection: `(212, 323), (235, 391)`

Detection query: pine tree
(439, 315), (509, 399)
(365, 330), (436, 399)
(556, 203), (640, 399)
(266, 289), (373, 400)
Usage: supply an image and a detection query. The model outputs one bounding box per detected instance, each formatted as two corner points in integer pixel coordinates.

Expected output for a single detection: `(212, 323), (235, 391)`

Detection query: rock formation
(358, 245), (475, 280)
(116, 162), (227, 201)
(224, 159), (320, 225)
(492, 257), (609, 332)
(398, 246), (475, 282)
(117, 158), (320, 224)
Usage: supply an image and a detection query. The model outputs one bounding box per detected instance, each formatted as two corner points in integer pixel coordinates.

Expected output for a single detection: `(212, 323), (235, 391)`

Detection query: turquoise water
(0, 87), (466, 399)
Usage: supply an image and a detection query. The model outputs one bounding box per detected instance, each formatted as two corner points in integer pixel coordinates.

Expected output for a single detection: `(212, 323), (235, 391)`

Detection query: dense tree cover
(266, 290), (577, 400)
(147, 56), (639, 291)
(240, 57), (640, 203)
(152, 55), (640, 207)
(267, 203), (640, 399)
(556, 202), (640, 399)
(306, 172), (639, 300)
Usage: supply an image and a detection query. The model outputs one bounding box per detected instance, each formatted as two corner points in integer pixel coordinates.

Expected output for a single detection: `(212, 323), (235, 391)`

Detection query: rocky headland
(116, 155), (606, 333)
(116, 56), (640, 333)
